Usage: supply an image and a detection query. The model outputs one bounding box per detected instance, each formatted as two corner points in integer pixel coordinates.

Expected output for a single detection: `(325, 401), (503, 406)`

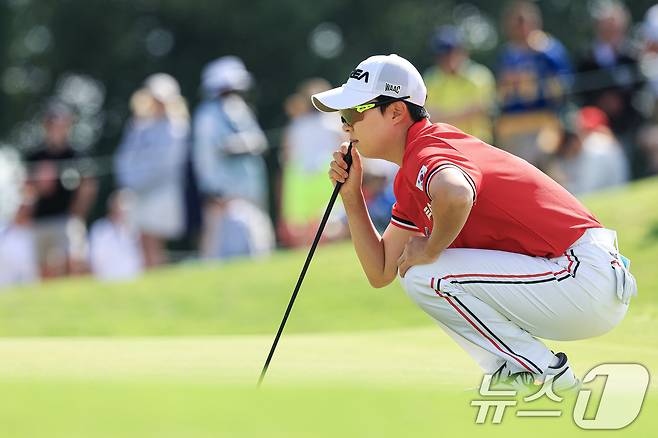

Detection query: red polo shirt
(390, 119), (602, 258)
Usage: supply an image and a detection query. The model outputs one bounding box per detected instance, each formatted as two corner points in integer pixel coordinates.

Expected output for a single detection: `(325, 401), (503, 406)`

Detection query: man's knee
(400, 266), (429, 302)
(402, 265), (457, 309)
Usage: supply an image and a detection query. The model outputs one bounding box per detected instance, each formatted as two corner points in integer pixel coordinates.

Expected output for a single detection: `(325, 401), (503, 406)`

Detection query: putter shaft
(258, 143), (353, 387)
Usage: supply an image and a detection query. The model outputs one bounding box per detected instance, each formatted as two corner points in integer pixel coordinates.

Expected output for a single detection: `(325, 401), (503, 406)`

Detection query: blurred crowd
(2, 0), (658, 288)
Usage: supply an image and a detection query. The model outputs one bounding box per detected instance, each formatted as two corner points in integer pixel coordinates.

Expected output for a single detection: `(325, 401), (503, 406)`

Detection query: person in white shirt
(0, 152), (38, 289)
(89, 190), (144, 282)
(0, 198), (38, 289)
(114, 74), (189, 267)
(547, 106), (629, 195)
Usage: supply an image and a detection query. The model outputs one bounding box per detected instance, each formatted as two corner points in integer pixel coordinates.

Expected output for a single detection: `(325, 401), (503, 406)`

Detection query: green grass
(0, 327), (655, 437)
(1, 177), (657, 337)
(0, 177), (657, 437)
(0, 378), (654, 438)
(0, 245), (428, 336)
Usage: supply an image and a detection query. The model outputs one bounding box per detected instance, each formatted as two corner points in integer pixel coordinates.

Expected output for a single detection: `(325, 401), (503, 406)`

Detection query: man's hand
(397, 235), (439, 278)
(397, 167), (474, 279)
(328, 142), (363, 200)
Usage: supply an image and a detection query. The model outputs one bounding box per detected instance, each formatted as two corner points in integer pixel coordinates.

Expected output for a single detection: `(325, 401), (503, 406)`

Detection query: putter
(258, 142), (354, 387)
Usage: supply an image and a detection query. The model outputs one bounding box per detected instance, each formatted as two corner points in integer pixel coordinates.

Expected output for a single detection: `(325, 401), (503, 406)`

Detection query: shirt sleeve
(414, 144), (483, 203)
(390, 202), (420, 232)
(193, 108), (222, 194)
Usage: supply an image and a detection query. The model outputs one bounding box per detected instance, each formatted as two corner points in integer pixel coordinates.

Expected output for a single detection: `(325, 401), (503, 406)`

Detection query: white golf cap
(311, 54), (427, 112)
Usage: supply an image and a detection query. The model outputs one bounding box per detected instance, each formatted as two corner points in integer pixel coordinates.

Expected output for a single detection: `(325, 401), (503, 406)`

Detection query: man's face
(596, 15), (626, 46)
(44, 115), (72, 147)
(438, 49), (467, 73)
(341, 101), (393, 159)
(506, 10), (537, 43)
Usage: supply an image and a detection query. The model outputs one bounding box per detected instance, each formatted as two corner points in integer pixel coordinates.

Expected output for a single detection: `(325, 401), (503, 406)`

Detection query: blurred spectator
(193, 56), (269, 208)
(193, 56), (273, 260)
(200, 197), (275, 260)
(637, 125), (658, 176)
(326, 158), (398, 241)
(89, 190), (144, 282)
(638, 4), (658, 116)
(636, 4), (658, 177)
(278, 78), (346, 247)
(25, 101), (98, 278)
(361, 158), (398, 234)
(0, 189), (38, 289)
(424, 26), (496, 142)
(114, 74), (189, 268)
(545, 106), (629, 195)
(0, 148), (24, 224)
(495, 1), (572, 165)
(576, 0), (642, 173)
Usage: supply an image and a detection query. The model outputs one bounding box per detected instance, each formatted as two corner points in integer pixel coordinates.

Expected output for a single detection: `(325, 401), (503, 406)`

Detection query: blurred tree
(0, 0), (656, 227)
(0, 0), (8, 136)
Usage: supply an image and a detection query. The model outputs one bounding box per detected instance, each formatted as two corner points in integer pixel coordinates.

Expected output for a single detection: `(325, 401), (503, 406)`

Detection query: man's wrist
(423, 240), (444, 261)
(339, 189), (364, 207)
(424, 250), (441, 263)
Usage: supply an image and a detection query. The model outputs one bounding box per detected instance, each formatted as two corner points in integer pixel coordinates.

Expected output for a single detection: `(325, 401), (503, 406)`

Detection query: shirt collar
(405, 118), (432, 147)
(402, 118), (432, 166)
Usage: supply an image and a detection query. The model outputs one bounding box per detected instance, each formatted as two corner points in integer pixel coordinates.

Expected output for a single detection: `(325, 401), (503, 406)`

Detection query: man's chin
(354, 143), (369, 157)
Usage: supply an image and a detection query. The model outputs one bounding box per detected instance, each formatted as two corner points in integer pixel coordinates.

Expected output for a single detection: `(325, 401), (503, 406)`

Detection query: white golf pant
(400, 228), (635, 375)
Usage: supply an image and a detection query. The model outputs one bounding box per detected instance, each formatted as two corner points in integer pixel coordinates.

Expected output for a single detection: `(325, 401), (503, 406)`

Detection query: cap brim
(311, 86), (378, 112)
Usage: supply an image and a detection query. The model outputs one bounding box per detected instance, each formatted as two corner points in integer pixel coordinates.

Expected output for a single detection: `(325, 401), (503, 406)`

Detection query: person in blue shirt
(192, 56), (273, 260)
(495, 1), (573, 166)
(193, 57), (269, 210)
(114, 74), (189, 267)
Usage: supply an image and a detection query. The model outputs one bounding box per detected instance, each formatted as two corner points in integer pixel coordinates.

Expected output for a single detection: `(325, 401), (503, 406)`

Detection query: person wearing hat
(316, 54), (636, 393)
(193, 56), (273, 260)
(114, 73), (189, 268)
(423, 26), (495, 142)
(25, 100), (98, 278)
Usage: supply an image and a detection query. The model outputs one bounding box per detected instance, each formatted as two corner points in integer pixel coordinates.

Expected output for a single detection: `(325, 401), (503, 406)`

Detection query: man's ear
(389, 101), (407, 124)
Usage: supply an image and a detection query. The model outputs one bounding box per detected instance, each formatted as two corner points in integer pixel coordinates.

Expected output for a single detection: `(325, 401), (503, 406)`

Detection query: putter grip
(337, 142), (354, 187)
(343, 142), (354, 168)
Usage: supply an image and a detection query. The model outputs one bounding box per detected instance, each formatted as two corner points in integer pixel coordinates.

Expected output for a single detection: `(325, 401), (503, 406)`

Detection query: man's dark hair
(375, 95), (429, 122)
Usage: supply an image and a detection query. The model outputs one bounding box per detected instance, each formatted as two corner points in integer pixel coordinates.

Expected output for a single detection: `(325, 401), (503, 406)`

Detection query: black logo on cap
(385, 83), (401, 94)
(349, 69), (370, 83)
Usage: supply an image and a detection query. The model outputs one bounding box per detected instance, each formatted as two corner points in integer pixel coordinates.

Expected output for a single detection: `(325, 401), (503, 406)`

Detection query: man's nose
(342, 123), (352, 133)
